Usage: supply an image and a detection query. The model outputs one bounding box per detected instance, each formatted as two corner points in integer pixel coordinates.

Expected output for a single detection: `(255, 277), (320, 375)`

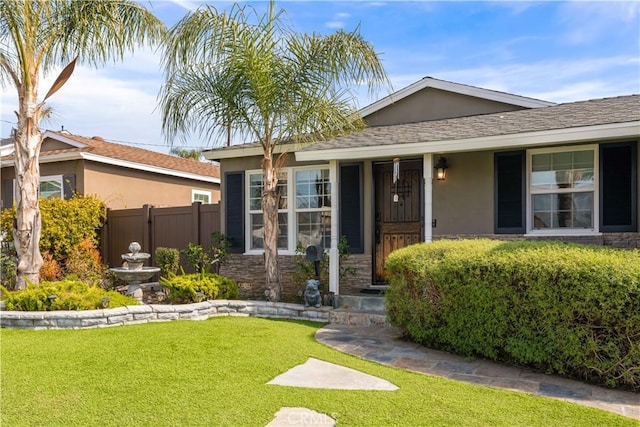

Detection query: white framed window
(527, 145), (598, 234)
(192, 190), (211, 204)
(245, 165), (331, 254)
(13, 175), (64, 200)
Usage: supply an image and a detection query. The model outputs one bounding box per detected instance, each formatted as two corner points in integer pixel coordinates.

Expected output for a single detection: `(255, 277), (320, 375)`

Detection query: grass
(0, 317), (635, 426)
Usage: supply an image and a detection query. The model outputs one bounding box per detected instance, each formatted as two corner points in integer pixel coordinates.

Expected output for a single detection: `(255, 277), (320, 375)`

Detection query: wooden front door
(374, 160), (423, 284)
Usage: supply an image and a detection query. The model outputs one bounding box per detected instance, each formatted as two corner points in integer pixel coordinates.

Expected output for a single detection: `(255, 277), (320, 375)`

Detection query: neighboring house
(1, 130), (220, 210)
(205, 77), (640, 298)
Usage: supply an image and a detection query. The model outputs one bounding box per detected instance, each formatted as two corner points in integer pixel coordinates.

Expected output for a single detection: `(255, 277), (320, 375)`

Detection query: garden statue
(304, 279), (322, 308)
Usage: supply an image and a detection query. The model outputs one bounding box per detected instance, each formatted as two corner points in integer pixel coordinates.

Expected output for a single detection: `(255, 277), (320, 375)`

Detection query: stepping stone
(266, 407), (335, 427)
(268, 357), (398, 390)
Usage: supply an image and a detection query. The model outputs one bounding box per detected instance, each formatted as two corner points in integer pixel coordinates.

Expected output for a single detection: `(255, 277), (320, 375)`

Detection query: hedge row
(385, 239), (640, 390)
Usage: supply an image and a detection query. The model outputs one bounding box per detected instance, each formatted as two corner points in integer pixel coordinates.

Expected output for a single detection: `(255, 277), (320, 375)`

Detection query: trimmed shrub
(1, 279), (137, 311)
(385, 239), (640, 390)
(155, 247), (180, 278)
(160, 272), (239, 303)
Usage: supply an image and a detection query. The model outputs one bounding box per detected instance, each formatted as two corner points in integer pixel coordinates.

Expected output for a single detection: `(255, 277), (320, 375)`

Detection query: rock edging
(0, 300), (331, 330)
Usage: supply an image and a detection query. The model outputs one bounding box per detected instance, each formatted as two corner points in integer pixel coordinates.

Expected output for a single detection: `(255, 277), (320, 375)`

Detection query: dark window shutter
(339, 163), (364, 253)
(600, 142), (637, 232)
(494, 151), (525, 233)
(225, 172), (244, 253)
(62, 174), (75, 200)
(2, 179), (14, 209)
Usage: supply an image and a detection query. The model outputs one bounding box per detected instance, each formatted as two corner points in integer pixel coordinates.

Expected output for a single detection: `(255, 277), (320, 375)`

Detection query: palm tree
(159, 1), (388, 301)
(170, 147), (202, 160)
(0, 0), (165, 289)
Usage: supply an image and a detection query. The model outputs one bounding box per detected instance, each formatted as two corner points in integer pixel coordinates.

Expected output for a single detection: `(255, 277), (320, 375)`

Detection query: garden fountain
(109, 242), (160, 302)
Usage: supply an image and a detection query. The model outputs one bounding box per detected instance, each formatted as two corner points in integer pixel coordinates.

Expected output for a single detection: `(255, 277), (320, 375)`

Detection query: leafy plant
(0, 195), (106, 264)
(1, 279), (137, 311)
(292, 235), (355, 292)
(39, 252), (62, 282)
(155, 247), (180, 278)
(0, 252), (17, 290)
(160, 272), (239, 303)
(64, 238), (107, 286)
(181, 233), (230, 274)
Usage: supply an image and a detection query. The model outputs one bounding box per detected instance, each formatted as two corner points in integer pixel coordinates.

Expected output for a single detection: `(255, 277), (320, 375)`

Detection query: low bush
(64, 238), (107, 285)
(40, 252), (62, 282)
(1, 279), (137, 311)
(385, 239), (640, 390)
(155, 247), (180, 278)
(160, 272), (239, 303)
(1, 251), (16, 290)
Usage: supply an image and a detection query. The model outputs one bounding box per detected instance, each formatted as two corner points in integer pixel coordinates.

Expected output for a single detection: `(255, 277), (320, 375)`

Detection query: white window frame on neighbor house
(13, 175), (64, 200)
(526, 144), (599, 235)
(191, 189), (211, 204)
(245, 165), (331, 255)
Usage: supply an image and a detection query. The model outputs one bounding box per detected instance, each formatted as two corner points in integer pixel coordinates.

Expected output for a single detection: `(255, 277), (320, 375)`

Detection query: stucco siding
(364, 88), (527, 127)
(83, 161), (219, 209)
(433, 151), (494, 235)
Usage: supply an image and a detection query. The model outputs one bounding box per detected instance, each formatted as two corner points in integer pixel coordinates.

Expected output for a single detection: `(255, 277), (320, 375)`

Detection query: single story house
(205, 77), (639, 298)
(1, 130), (220, 210)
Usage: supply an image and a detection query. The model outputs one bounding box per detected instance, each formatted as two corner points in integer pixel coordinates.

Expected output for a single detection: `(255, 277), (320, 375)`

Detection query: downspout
(329, 160), (339, 294)
(423, 154), (433, 243)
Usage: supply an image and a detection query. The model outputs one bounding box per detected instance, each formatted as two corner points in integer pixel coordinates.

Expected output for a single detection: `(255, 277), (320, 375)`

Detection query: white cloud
(325, 20), (345, 29)
(558, 1), (640, 44)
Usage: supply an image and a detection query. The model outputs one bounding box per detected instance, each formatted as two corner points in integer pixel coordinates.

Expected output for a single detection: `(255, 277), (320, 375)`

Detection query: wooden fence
(101, 202), (221, 270)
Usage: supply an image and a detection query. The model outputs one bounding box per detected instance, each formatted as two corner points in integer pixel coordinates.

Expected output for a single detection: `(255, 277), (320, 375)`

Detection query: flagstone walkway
(316, 324), (639, 420)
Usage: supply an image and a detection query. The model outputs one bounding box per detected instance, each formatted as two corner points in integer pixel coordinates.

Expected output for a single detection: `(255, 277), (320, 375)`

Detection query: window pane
(532, 192), (593, 229)
(296, 169), (330, 209)
(249, 173), (288, 211)
(532, 153), (551, 172)
(249, 213), (288, 250)
(297, 211), (331, 249)
(40, 180), (62, 199)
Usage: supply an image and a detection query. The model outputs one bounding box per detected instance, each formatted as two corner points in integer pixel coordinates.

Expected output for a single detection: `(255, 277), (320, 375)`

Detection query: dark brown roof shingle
(301, 95), (640, 152)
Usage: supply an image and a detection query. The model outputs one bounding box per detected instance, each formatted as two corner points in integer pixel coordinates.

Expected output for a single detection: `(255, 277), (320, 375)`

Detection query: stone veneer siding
(220, 253), (372, 300)
(219, 233), (638, 297)
(0, 300), (330, 330)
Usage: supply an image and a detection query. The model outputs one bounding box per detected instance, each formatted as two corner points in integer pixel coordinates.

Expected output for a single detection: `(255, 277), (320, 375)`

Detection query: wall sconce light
(435, 157), (448, 180)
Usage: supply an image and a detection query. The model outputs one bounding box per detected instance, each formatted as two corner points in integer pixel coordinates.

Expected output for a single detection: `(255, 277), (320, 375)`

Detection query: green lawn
(0, 317), (634, 426)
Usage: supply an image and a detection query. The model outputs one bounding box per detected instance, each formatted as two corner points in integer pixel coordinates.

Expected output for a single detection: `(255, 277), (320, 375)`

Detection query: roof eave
(295, 122), (640, 162)
(1, 151), (220, 184)
(203, 142), (298, 161)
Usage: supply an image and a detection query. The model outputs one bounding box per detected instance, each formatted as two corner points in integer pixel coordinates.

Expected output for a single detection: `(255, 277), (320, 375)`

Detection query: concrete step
(329, 309), (389, 327)
(335, 295), (385, 312)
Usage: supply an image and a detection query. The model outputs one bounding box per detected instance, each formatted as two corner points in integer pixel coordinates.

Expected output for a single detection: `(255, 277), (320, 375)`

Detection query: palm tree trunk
(262, 155), (281, 301)
(13, 96), (44, 289)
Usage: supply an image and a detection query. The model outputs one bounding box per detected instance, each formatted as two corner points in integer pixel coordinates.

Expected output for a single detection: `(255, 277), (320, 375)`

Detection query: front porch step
(329, 309), (389, 327)
(335, 295), (385, 312)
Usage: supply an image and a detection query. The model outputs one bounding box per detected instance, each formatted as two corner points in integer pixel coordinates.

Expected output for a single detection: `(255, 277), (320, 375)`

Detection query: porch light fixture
(435, 157), (448, 180)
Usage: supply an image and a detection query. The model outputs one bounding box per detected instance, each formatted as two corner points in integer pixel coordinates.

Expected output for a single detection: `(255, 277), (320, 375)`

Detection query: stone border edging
(0, 300), (331, 330)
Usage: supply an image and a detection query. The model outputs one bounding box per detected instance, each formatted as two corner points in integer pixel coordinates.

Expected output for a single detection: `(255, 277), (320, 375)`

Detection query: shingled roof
(300, 95), (640, 153)
(2, 131), (220, 182)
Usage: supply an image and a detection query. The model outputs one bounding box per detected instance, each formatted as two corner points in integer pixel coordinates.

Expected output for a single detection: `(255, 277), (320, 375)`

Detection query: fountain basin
(109, 266), (160, 284)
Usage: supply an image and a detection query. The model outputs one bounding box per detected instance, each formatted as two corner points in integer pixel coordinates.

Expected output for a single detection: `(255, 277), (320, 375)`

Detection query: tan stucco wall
(364, 88), (527, 127)
(432, 151), (495, 235)
(83, 161), (220, 209)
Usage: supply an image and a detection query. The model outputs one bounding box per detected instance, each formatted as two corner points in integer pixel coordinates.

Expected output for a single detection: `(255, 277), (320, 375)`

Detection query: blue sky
(1, 1), (638, 154)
